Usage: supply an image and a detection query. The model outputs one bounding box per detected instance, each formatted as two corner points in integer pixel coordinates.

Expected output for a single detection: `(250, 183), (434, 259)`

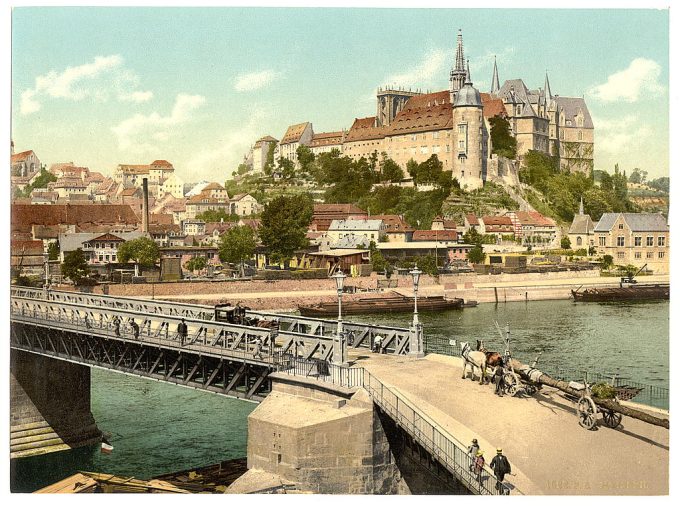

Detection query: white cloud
(20, 54), (153, 114)
(186, 108), (269, 180)
(111, 93), (206, 153)
(589, 58), (663, 103)
(592, 114), (652, 154)
(234, 70), (281, 92)
(384, 49), (448, 89)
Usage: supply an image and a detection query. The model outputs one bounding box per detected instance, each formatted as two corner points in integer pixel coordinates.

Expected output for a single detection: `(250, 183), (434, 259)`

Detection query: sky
(10, 7), (670, 183)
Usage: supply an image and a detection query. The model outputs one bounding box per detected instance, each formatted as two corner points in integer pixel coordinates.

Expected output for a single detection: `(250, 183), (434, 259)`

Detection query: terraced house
(594, 213), (669, 274)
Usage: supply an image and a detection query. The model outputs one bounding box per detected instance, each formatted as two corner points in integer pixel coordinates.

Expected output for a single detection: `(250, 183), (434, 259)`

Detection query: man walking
(177, 319), (188, 346)
(493, 365), (505, 396)
(467, 438), (480, 471)
(490, 448), (511, 493)
(474, 450), (485, 484)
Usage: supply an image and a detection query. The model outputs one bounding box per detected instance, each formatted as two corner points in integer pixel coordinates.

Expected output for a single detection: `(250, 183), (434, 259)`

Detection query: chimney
(142, 178), (150, 234)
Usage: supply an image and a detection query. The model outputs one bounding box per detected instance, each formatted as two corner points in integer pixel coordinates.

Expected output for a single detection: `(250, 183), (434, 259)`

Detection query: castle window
(635, 251), (641, 259)
(659, 251), (665, 259)
(599, 237), (606, 246)
(433, 131), (439, 139)
(658, 236), (666, 247)
(634, 236), (642, 247)
(578, 130), (583, 141)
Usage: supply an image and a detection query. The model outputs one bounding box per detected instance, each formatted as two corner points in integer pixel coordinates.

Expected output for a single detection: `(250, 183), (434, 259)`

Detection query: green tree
(219, 225), (257, 276)
(417, 254), (439, 277)
(561, 236), (572, 249)
(196, 209), (240, 222)
(381, 157), (404, 182)
(277, 156), (296, 179)
(236, 163), (250, 176)
(117, 237), (160, 276)
(61, 248), (90, 285)
(406, 159), (419, 180)
(467, 245), (486, 264)
(489, 116), (517, 159)
(370, 249), (393, 277)
(184, 256), (207, 273)
(628, 168), (647, 184)
(296, 145), (315, 175)
(259, 194), (314, 266)
(601, 254), (614, 270)
(463, 228), (483, 245)
(647, 177), (669, 193)
(47, 241), (60, 261)
(263, 143), (276, 176)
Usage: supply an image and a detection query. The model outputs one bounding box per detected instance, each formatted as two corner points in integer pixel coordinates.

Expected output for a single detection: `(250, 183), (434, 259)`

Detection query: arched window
(576, 237), (582, 246)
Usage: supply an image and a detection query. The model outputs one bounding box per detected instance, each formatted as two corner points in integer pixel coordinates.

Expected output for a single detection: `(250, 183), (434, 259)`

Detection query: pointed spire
(491, 55), (500, 94)
(544, 71), (552, 100)
(579, 196), (584, 215)
(465, 59), (472, 85)
(455, 28), (465, 71)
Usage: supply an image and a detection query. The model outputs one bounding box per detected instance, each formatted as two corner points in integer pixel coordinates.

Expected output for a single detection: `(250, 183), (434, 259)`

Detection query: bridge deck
(350, 350), (669, 495)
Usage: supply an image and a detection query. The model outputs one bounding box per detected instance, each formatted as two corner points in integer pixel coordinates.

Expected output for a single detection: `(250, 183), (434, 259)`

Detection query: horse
(477, 339), (504, 370)
(461, 342), (488, 384)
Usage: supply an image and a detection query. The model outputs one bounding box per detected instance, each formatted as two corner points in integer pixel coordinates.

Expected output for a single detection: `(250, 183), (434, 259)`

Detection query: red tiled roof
(90, 233), (125, 242)
(480, 93), (507, 118)
(371, 214), (414, 233)
(466, 214), (479, 225)
(11, 204), (140, 234)
(202, 182), (225, 191)
(345, 117), (386, 142)
(120, 187), (140, 197)
(254, 135), (279, 147)
(481, 216), (513, 226)
(150, 160), (173, 167)
(280, 122), (311, 144)
(310, 131), (344, 147)
(512, 211), (556, 227)
(11, 239), (44, 255)
(118, 164), (150, 174)
(412, 230), (458, 241)
(387, 91), (452, 136)
(150, 213), (174, 225)
(205, 222), (237, 235)
(11, 150), (35, 163)
(149, 223), (181, 234)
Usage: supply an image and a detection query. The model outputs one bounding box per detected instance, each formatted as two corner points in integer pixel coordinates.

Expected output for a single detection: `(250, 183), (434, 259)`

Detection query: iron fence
(276, 355), (364, 389)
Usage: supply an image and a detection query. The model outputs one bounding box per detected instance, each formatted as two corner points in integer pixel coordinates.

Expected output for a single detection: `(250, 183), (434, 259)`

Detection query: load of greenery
(219, 225), (257, 277)
(259, 194), (314, 267)
(184, 255), (207, 273)
(61, 248), (91, 285)
(463, 228), (486, 264)
(117, 237), (160, 276)
(520, 151), (636, 223)
(14, 168), (57, 198)
(488, 116), (517, 159)
(195, 209), (241, 222)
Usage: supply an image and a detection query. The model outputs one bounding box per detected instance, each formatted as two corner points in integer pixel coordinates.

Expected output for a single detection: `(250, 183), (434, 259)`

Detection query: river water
(11, 299), (668, 492)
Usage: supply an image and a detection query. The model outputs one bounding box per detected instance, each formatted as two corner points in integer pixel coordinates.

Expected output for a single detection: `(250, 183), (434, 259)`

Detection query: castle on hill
(245, 30), (594, 190)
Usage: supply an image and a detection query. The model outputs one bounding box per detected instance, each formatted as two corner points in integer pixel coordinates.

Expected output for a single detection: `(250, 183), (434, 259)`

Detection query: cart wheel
(577, 396), (597, 430)
(601, 409), (622, 429)
(503, 372), (520, 396)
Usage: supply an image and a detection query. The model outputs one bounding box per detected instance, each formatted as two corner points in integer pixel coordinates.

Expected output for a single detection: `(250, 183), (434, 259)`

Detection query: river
(11, 298), (668, 492)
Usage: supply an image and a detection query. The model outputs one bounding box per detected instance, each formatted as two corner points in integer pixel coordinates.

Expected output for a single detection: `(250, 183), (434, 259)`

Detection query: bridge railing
(275, 357), (515, 495)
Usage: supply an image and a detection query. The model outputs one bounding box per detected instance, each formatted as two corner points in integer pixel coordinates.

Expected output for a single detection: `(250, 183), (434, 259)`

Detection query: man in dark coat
(490, 448), (511, 493)
(178, 319), (188, 345)
(493, 365), (505, 396)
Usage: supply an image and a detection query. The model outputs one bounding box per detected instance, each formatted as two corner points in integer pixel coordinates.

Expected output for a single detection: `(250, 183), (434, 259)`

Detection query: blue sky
(11, 7), (669, 182)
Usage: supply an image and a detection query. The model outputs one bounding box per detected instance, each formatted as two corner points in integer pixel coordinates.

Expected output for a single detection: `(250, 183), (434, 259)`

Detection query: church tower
(490, 56), (500, 95)
(449, 29), (467, 102)
(452, 61), (486, 190)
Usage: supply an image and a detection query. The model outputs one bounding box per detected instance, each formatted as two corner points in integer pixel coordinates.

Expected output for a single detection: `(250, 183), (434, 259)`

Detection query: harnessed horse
(461, 341), (488, 384)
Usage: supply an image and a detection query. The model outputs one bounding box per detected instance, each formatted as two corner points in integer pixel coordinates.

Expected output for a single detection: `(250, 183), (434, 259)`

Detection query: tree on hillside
(406, 159), (419, 180)
(380, 156), (404, 182)
(61, 249), (90, 285)
(263, 143), (276, 176)
(647, 176), (669, 193)
(259, 194), (314, 267)
(236, 163), (250, 176)
(296, 145), (315, 175)
(277, 156), (295, 179)
(628, 168), (648, 184)
(117, 237), (160, 276)
(219, 225), (257, 277)
(489, 116), (517, 159)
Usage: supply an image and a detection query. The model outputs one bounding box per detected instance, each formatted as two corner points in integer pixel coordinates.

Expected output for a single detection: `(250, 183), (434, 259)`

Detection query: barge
(298, 292), (465, 316)
(571, 284), (669, 302)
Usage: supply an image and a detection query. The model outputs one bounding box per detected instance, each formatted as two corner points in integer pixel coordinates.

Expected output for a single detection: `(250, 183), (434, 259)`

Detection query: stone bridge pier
(229, 373), (460, 495)
(10, 350), (102, 459)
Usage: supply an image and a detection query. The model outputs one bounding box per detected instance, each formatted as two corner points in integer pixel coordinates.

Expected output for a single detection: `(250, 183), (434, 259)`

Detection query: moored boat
(298, 293), (464, 317)
(571, 284), (669, 302)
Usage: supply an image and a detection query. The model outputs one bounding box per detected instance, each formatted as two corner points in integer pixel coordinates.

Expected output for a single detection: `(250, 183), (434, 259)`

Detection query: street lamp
(409, 264), (424, 357)
(331, 269), (347, 364)
(410, 264), (422, 326)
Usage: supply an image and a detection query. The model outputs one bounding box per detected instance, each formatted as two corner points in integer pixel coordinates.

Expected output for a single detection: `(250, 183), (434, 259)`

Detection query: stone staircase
(11, 419), (102, 459)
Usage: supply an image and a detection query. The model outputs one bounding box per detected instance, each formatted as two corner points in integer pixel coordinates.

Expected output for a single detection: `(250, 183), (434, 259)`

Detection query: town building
(277, 122), (314, 167)
(310, 204), (368, 232)
(11, 148), (41, 178)
(58, 231), (145, 265)
(505, 211), (558, 246)
(568, 198), (595, 249)
(309, 131), (345, 156)
(326, 219), (387, 248)
(158, 173), (185, 199)
(182, 219), (206, 236)
(229, 193), (261, 216)
(479, 215), (515, 240)
(593, 213), (669, 274)
(371, 214), (414, 242)
(251, 136), (279, 173)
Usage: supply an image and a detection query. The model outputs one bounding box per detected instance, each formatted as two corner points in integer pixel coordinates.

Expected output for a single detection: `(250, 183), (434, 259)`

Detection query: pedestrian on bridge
(112, 315), (121, 336)
(178, 319), (188, 346)
(373, 335), (384, 353)
(474, 451), (485, 484)
(130, 319), (140, 339)
(467, 439), (479, 470)
(490, 448), (511, 493)
(253, 336), (263, 360)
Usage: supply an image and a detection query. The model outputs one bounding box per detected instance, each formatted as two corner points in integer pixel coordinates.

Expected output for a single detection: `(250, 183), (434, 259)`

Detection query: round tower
(452, 61), (485, 189)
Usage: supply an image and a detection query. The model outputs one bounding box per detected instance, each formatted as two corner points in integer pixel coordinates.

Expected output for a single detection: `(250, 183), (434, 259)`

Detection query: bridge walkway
(350, 349), (669, 495)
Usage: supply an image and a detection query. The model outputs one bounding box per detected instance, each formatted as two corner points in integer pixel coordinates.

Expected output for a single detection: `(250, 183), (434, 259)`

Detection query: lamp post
(409, 264), (424, 357)
(331, 269), (347, 364)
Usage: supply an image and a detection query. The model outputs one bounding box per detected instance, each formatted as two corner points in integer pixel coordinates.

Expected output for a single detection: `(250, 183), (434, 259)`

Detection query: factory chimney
(142, 178), (150, 234)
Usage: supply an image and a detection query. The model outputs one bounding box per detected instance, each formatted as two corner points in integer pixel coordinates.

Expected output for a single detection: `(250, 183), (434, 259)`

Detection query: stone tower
(449, 29), (467, 102)
(376, 87), (421, 127)
(452, 61), (486, 190)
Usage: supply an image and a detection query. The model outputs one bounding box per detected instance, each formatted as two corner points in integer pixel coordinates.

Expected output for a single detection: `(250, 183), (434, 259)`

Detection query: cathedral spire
(449, 28), (468, 97)
(544, 71), (552, 100)
(465, 59), (472, 85)
(491, 55), (500, 94)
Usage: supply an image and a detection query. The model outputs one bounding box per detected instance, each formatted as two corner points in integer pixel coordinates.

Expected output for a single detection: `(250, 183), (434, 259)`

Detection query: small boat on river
(298, 292), (464, 317)
(571, 284), (669, 302)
